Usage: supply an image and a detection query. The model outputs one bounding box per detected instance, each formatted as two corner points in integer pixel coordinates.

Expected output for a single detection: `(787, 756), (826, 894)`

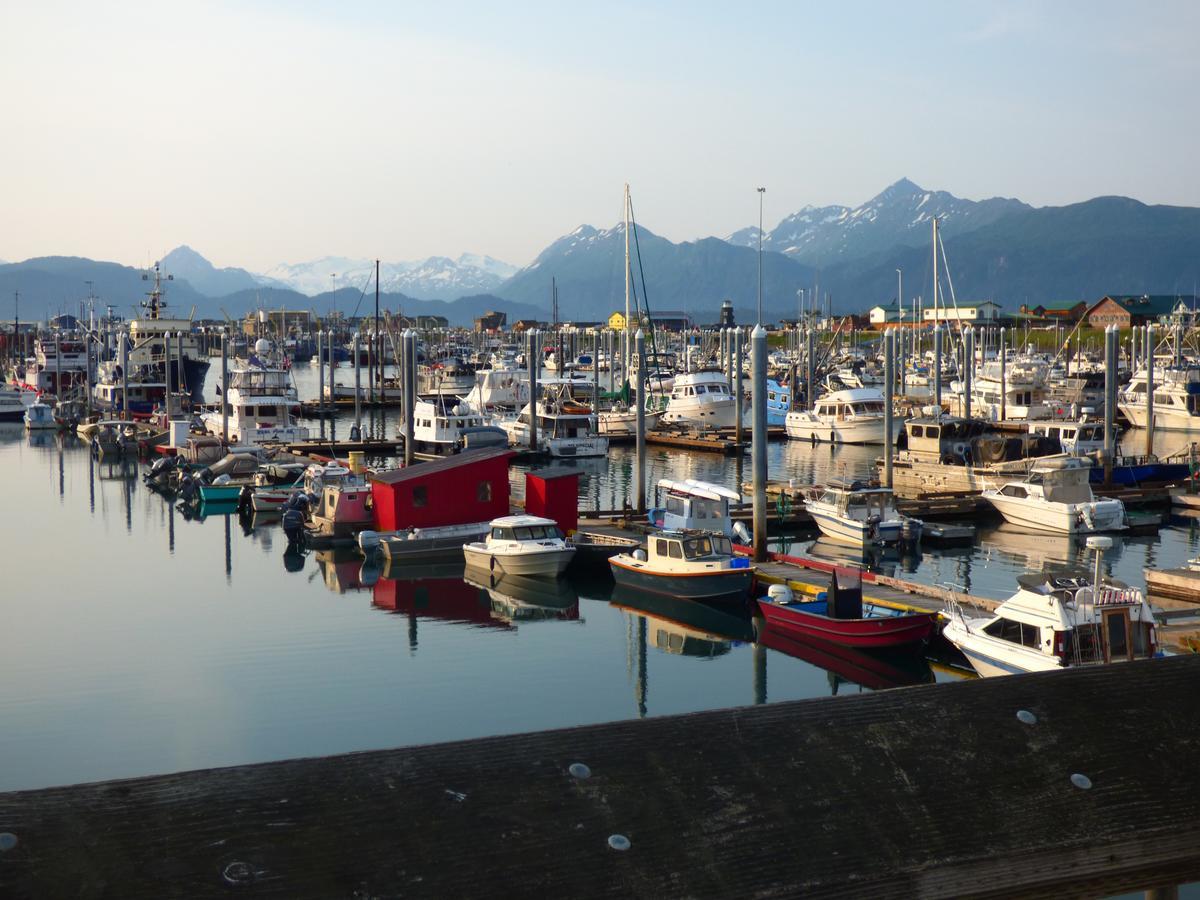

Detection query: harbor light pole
(756, 187), (766, 324)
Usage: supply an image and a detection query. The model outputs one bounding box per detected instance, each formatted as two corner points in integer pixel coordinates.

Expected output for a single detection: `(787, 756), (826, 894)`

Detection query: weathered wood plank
(2, 656), (1198, 899)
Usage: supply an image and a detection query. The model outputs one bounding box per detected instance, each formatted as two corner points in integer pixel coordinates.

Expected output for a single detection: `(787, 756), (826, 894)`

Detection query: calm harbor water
(2, 362), (1197, 793)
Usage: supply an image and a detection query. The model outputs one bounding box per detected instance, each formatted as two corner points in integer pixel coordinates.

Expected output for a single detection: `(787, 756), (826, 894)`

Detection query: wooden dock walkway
(2, 656), (1197, 899)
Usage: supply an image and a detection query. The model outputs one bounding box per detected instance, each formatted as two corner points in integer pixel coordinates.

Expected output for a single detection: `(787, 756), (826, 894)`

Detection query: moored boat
(755, 576), (935, 649)
(802, 479), (922, 547)
(609, 530), (753, 601)
(462, 515), (576, 577)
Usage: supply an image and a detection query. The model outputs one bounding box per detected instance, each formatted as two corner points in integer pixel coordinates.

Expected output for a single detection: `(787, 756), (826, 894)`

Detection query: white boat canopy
(657, 478), (741, 503)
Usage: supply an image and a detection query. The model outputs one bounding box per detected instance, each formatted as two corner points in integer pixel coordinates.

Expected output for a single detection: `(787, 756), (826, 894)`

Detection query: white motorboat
(982, 458), (1126, 535)
(1118, 364), (1200, 430)
(943, 537), (1158, 677)
(597, 403), (665, 436)
(785, 388), (897, 444)
(1026, 419), (1106, 455)
(400, 397), (508, 456)
(462, 365), (529, 412)
(462, 515), (575, 577)
(502, 384), (608, 458)
(960, 357), (1055, 421)
(661, 369), (736, 430)
(202, 338), (309, 446)
(0, 383), (31, 421)
(23, 399), (58, 430)
(802, 478), (922, 547)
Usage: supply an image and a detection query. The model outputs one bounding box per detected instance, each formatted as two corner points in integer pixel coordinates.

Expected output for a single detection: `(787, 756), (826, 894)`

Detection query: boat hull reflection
(464, 566), (581, 624)
(610, 584), (755, 658)
(755, 621), (934, 691)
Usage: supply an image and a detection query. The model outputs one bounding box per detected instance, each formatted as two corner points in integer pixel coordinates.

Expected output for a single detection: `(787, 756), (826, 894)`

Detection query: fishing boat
(124, 263), (210, 403)
(462, 515), (576, 577)
(418, 357), (477, 397)
(756, 575), (936, 649)
(502, 384), (608, 458)
(400, 396), (507, 457)
(23, 400), (58, 430)
(765, 378), (791, 427)
(201, 338), (308, 446)
(12, 335), (90, 397)
(785, 388), (897, 444)
(649, 478), (748, 542)
(305, 477), (374, 548)
(983, 458), (1126, 535)
(661, 370), (737, 430)
(609, 530), (753, 601)
(802, 479), (922, 547)
(90, 420), (139, 458)
(943, 537), (1158, 678)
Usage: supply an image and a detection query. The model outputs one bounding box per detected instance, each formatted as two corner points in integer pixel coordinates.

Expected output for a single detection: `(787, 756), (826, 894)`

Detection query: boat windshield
(512, 525), (560, 540)
(683, 535), (731, 559)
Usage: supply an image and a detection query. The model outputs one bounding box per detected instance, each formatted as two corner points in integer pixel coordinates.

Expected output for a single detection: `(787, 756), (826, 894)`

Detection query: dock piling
(1105, 325), (1116, 484)
(220, 330), (228, 441)
(317, 330), (325, 415)
(635, 328), (646, 514)
(734, 327), (744, 444)
(999, 327), (1007, 422)
(119, 330), (129, 422)
(963, 326), (973, 420)
(751, 324), (767, 561)
(403, 330), (416, 467)
(805, 328), (815, 409)
(352, 332), (362, 438)
(933, 324), (943, 411)
(1146, 323), (1155, 455)
(884, 329), (894, 488)
(528, 329), (539, 452)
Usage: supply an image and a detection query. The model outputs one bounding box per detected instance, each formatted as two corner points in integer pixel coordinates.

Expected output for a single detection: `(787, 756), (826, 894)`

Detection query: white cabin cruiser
(463, 515), (575, 577)
(23, 400), (58, 430)
(0, 383), (31, 421)
(963, 358), (1054, 421)
(401, 397), (508, 456)
(1118, 364), (1200, 430)
(202, 338), (308, 446)
(1026, 419), (1106, 456)
(982, 458), (1126, 535)
(785, 388), (897, 444)
(943, 538), (1157, 677)
(662, 370), (736, 430)
(802, 478), (922, 547)
(502, 384), (608, 458)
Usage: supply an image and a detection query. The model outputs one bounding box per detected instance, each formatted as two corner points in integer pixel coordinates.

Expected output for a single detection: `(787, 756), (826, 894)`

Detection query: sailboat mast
(624, 183), (631, 375)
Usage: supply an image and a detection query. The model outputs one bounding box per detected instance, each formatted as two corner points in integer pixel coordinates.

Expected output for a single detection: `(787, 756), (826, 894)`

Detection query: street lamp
(757, 187), (766, 325)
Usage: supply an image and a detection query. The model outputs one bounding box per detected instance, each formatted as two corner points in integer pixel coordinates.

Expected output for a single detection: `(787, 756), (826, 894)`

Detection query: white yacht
(201, 338), (309, 445)
(661, 369), (736, 429)
(0, 383), (30, 421)
(597, 402), (665, 436)
(13, 336), (90, 397)
(983, 458), (1126, 535)
(463, 515), (575, 577)
(943, 539), (1157, 677)
(785, 388), (897, 444)
(462, 365), (528, 412)
(401, 397), (507, 456)
(802, 479), (922, 547)
(1118, 364), (1200, 430)
(418, 358), (477, 397)
(964, 358), (1054, 421)
(502, 384), (608, 458)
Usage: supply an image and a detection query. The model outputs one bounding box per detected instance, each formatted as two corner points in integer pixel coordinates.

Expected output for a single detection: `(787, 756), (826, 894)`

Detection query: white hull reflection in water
(3, 367), (1200, 794)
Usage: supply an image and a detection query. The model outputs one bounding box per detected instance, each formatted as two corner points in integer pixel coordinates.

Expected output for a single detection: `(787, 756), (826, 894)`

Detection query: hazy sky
(2, 1), (1196, 272)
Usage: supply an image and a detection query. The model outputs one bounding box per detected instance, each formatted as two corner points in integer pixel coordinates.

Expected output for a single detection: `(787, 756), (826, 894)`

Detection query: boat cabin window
(910, 425), (924, 438)
(667, 542), (682, 558)
(983, 618), (1041, 648)
(654, 537), (670, 556)
(665, 495), (687, 517)
(999, 485), (1028, 498)
(492, 526), (515, 540)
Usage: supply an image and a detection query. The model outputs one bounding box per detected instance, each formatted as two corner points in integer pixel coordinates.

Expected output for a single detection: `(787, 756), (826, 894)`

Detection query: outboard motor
(179, 474), (197, 504)
(282, 507), (306, 545)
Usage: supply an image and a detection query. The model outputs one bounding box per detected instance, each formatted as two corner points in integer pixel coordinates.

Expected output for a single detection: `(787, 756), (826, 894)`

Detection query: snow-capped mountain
(728, 178), (1029, 268)
(259, 253), (518, 300)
